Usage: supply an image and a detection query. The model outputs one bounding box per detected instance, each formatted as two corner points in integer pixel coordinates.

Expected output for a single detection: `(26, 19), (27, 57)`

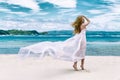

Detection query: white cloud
(1, 13), (120, 31)
(103, 0), (118, 3)
(0, 7), (10, 12)
(0, 0), (120, 31)
(87, 10), (103, 14)
(43, 0), (76, 8)
(35, 12), (48, 15)
(88, 13), (120, 31)
(59, 9), (76, 14)
(58, 9), (81, 17)
(109, 4), (120, 13)
(0, 0), (40, 11)
(103, 0), (120, 13)
(0, 7), (29, 17)
(0, 20), (73, 32)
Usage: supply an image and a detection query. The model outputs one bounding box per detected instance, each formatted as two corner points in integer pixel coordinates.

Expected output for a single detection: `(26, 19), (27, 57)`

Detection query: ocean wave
(87, 42), (120, 44)
(87, 35), (120, 37)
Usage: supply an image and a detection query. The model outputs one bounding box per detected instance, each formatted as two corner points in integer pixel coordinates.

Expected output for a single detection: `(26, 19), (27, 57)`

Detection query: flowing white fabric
(18, 29), (86, 62)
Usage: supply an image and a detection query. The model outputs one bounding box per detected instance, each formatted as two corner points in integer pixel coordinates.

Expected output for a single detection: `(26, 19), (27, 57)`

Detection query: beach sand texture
(0, 55), (120, 80)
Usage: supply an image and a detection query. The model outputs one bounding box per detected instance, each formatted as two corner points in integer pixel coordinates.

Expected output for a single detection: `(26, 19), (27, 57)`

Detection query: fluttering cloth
(18, 29), (86, 62)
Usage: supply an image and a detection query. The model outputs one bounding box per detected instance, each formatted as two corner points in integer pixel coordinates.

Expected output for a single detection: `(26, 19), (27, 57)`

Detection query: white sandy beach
(0, 54), (120, 80)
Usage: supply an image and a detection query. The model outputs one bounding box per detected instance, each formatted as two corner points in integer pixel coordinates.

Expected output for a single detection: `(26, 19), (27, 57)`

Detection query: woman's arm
(82, 16), (90, 26)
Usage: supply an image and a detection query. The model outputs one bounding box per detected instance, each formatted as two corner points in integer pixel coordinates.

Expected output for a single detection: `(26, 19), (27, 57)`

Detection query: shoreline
(0, 55), (120, 80)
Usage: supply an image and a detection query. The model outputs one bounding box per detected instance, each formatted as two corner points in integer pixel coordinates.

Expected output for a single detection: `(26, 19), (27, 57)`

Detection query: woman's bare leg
(73, 61), (79, 71)
(80, 59), (85, 70)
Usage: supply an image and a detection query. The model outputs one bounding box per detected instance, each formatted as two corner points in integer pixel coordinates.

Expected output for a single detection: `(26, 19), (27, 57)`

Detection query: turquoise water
(0, 31), (120, 56)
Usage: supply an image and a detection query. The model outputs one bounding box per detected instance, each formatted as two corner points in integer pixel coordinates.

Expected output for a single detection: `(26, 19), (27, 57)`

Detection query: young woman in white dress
(72, 15), (90, 71)
(18, 15), (90, 71)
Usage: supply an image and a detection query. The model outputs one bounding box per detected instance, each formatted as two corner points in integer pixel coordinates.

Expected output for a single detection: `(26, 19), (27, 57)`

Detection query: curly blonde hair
(72, 16), (84, 34)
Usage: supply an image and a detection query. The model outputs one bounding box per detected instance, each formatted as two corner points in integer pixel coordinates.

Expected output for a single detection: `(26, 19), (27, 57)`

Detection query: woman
(72, 15), (90, 71)
(18, 15), (90, 71)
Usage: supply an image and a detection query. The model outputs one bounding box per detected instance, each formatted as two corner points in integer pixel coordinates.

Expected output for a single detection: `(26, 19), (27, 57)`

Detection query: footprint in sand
(80, 69), (91, 73)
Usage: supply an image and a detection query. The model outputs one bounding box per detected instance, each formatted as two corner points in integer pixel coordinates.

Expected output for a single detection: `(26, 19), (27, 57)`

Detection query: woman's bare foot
(80, 65), (85, 70)
(73, 65), (79, 71)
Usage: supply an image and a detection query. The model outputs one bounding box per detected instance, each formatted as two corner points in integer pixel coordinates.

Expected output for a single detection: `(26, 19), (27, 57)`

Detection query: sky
(0, 0), (120, 32)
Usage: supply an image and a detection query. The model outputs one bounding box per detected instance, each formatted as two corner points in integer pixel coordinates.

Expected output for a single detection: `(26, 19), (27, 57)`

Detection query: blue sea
(0, 30), (120, 56)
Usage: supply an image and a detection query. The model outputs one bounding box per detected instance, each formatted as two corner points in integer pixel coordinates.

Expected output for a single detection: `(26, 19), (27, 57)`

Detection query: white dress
(18, 29), (86, 62)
